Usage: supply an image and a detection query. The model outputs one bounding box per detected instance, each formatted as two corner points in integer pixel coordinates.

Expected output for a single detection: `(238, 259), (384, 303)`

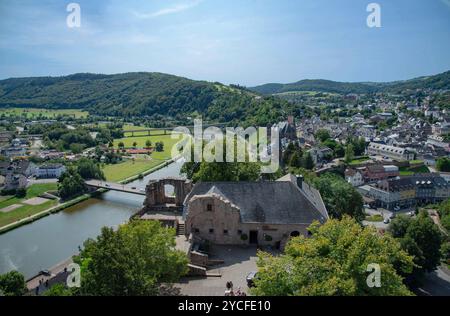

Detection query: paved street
(417, 266), (450, 296)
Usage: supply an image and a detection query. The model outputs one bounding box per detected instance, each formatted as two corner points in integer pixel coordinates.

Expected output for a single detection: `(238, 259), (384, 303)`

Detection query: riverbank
(0, 194), (91, 235)
(0, 158), (179, 235)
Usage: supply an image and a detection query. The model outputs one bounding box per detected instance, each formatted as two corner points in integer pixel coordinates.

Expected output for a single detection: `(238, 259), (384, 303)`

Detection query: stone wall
(143, 177), (193, 211)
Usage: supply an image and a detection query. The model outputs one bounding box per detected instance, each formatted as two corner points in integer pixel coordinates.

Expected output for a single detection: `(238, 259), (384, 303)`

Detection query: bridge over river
(85, 180), (146, 195)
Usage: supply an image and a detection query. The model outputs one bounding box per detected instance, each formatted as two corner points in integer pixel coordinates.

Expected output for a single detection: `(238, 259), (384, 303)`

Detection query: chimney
(296, 174), (303, 189)
(287, 115), (294, 125)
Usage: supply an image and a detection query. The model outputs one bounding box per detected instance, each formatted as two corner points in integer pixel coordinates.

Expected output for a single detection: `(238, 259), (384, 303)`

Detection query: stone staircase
(177, 221), (185, 236)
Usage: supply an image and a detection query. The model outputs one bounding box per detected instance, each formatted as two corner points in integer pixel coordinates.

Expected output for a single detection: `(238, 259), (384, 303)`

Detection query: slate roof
(184, 181), (326, 225)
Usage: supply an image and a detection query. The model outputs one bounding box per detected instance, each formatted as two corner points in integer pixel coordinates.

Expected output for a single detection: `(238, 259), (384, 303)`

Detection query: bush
(15, 188), (27, 198)
(240, 233), (248, 241)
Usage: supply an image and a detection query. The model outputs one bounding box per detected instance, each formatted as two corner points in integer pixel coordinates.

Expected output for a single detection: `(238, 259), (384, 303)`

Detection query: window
(223, 230), (229, 235)
(194, 228), (200, 233)
(209, 228), (214, 234)
(206, 204), (213, 212)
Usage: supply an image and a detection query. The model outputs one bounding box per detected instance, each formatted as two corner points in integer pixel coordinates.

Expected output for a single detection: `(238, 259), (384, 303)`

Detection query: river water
(0, 160), (184, 279)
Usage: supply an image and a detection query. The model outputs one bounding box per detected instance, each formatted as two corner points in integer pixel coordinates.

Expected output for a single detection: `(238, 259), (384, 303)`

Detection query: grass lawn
(102, 159), (165, 182)
(349, 157), (371, 165)
(0, 107), (88, 119)
(113, 133), (183, 160)
(365, 214), (383, 222)
(399, 165), (430, 176)
(0, 183), (58, 228)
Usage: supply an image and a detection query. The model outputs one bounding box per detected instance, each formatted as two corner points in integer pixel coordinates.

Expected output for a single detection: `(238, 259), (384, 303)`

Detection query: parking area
(363, 206), (415, 229)
(175, 245), (270, 296)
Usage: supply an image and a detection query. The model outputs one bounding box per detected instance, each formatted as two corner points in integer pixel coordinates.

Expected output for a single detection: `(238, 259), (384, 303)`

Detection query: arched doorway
(290, 231), (300, 237)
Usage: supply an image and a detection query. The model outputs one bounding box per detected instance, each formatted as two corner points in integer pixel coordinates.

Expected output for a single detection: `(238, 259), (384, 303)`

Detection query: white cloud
(133, 0), (203, 19)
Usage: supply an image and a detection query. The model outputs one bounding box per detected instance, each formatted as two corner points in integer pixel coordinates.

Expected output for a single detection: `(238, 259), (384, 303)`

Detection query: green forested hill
(249, 71), (450, 95)
(0, 72), (291, 125)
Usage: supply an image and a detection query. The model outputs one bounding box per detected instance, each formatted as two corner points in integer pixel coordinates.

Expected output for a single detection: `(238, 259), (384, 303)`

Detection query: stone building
(367, 142), (415, 161)
(183, 174), (328, 249)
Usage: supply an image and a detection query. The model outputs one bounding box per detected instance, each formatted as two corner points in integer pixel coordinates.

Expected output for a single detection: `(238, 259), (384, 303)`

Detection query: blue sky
(0, 0), (449, 86)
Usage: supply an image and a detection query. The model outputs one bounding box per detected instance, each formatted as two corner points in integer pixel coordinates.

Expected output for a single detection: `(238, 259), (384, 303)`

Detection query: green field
(0, 183), (59, 228)
(113, 133), (182, 160)
(0, 107), (89, 119)
(104, 131), (186, 182)
(122, 124), (174, 137)
(102, 159), (164, 182)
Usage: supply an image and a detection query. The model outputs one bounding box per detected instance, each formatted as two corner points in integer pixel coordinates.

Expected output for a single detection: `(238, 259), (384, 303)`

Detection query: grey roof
(184, 181), (326, 225)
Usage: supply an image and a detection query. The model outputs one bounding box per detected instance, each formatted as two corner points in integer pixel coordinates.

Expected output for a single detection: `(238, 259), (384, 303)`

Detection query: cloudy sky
(0, 0), (449, 86)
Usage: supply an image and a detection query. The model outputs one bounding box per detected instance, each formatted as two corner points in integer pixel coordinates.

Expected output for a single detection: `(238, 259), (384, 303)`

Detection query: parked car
(39, 270), (51, 276)
(246, 271), (259, 288)
(408, 211), (415, 217)
(383, 218), (390, 224)
(389, 213), (396, 220)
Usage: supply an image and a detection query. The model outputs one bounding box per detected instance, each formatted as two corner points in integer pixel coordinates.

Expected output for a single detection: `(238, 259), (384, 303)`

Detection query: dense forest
(250, 71), (450, 95)
(0, 72), (292, 126)
(1, 71), (449, 125)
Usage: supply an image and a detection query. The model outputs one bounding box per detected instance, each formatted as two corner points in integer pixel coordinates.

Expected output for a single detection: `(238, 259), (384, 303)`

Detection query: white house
(345, 168), (364, 187)
(37, 164), (66, 179)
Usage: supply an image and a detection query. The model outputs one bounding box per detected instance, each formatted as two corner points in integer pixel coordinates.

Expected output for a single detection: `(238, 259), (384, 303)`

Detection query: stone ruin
(142, 177), (193, 212)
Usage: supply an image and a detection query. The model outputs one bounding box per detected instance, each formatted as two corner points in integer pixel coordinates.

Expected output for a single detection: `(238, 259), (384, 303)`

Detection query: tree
(76, 158), (105, 180)
(0, 271), (27, 296)
(145, 140), (152, 148)
(436, 157), (450, 172)
(15, 187), (27, 198)
(313, 173), (364, 221)
(77, 220), (189, 296)
(58, 168), (87, 200)
(344, 144), (355, 163)
(118, 141), (125, 149)
(388, 212), (443, 286)
(252, 217), (414, 296)
(70, 143), (85, 154)
(183, 161), (260, 182)
(43, 284), (73, 296)
(303, 152), (314, 170)
(132, 141), (138, 148)
(315, 129), (331, 142)
(289, 151), (303, 168)
(155, 141), (164, 152)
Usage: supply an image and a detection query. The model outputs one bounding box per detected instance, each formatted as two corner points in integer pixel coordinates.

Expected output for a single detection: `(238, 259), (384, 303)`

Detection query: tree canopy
(0, 271), (27, 296)
(252, 217), (414, 296)
(388, 212), (443, 286)
(76, 220), (188, 296)
(313, 173), (365, 221)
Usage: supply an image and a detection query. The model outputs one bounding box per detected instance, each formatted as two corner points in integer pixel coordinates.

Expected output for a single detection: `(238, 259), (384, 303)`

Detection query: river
(0, 160), (184, 279)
